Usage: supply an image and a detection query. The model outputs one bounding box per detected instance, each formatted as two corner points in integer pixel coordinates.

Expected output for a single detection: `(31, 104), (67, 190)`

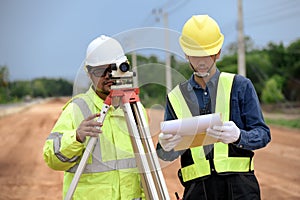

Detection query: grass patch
(265, 118), (300, 129)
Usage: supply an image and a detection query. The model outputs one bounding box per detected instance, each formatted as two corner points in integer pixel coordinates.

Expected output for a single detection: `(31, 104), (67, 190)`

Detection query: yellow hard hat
(179, 15), (224, 57)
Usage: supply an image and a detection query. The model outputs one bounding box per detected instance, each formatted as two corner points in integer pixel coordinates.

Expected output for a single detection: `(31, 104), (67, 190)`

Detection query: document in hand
(160, 113), (223, 150)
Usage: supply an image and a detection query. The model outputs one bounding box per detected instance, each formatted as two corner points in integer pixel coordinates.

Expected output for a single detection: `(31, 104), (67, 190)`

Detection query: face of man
(186, 51), (221, 79)
(87, 64), (114, 98)
(188, 55), (216, 75)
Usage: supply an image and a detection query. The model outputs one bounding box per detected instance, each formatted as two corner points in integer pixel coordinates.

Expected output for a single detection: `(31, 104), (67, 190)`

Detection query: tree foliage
(219, 38), (300, 102)
(0, 72), (73, 103)
(262, 39), (300, 101)
(261, 75), (285, 103)
(0, 66), (10, 103)
(1, 37), (300, 105)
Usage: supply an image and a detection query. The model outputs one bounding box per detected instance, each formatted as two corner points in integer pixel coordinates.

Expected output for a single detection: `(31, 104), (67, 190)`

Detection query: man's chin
(102, 87), (111, 95)
(95, 87), (110, 95)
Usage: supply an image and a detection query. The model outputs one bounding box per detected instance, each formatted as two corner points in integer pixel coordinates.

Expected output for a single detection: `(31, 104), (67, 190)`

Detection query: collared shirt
(158, 69), (271, 161)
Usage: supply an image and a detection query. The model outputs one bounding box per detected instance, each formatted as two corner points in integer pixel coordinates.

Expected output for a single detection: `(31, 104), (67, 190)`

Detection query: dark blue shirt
(157, 69), (271, 161)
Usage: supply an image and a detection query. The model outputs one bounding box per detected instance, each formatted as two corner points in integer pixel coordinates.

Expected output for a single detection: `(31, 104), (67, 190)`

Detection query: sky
(0, 0), (299, 81)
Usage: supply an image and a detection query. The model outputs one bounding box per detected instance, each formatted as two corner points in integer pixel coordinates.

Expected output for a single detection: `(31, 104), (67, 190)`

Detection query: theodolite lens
(119, 62), (130, 72)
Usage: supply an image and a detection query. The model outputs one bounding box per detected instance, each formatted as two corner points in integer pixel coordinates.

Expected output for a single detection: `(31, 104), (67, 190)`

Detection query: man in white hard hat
(43, 35), (144, 199)
(157, 15), (271, 200)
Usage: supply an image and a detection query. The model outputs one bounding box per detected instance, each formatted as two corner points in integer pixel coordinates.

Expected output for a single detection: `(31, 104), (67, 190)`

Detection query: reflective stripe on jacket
(168, 72), (254, 183)
(43, 86), (143, 199)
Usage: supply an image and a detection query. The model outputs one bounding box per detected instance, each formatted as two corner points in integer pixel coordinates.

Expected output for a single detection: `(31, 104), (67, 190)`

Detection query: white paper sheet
(160, 113), (223, 136)
(160, 113), (223, 150)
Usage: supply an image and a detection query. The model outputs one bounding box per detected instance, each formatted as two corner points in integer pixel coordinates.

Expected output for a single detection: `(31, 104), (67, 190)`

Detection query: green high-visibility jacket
(43, 87), (144, 199)
(168, 72), (254, 183)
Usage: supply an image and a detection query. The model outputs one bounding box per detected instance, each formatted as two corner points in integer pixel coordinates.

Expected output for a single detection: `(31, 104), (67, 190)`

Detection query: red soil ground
(0, 98), (299, 199)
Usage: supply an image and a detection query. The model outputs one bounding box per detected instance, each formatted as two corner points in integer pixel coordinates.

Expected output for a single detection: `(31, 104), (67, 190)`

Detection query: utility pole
(132, 51), (138, 88)
(237, 0), (246, 76)
(153, 9), (172, 94)
(164, 12), (172, 94)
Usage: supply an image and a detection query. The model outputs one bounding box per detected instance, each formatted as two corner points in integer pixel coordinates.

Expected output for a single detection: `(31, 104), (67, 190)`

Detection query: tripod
(65, 87), (170, 200)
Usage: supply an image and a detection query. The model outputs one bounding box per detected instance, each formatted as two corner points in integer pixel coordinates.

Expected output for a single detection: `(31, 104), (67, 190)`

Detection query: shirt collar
(86, 85), (104, 110)
(86, 86), (120, 112)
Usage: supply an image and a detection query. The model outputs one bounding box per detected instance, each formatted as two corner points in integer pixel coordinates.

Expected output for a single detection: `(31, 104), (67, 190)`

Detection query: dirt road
(0, 98), (299, 199)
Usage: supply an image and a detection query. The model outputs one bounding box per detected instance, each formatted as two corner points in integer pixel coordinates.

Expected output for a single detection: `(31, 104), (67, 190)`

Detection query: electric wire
(139, 0), (191, 27)
(245, 0), (300, 26)
(245, 0), (299, 19)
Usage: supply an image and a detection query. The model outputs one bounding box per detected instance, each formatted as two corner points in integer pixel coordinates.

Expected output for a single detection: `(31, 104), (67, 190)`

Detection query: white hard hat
(85, 35), (127, 67)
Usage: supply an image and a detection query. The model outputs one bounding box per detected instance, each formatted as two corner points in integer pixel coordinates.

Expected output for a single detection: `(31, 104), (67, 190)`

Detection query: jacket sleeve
(43, 102), (85, 171)
(231, 76), (271, 151)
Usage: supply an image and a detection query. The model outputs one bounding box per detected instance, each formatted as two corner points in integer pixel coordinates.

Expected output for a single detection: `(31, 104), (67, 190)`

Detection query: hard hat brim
(179, 34), (224, 57)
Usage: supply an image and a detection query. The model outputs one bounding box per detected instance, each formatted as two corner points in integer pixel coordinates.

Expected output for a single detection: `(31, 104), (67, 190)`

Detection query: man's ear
(185, 54), (189, 61)
(86, 71), (93, 80)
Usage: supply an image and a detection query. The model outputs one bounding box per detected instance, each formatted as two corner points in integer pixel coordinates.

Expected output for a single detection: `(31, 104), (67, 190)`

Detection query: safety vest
(168, 72), (254, 183)
(43, 87), (143, 199)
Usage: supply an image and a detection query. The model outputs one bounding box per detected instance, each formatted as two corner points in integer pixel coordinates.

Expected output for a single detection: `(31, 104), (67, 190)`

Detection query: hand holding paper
(206, 121), (240, 144)
(158, 133), (182, 151)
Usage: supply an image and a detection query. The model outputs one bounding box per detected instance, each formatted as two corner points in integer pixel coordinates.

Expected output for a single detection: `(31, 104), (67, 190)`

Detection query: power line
(245, 0), (300, 26)
(167, 0), (191, 15)
(139, 0), (190, 26)
(246, 9), (299, 27)
(245, 0), (299, 19)
(159, 0), (174, 10)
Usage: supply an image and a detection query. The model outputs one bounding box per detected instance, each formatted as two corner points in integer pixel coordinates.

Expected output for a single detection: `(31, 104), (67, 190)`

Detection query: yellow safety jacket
(43, 86), (144, 200)
(168, 72), (254, 183)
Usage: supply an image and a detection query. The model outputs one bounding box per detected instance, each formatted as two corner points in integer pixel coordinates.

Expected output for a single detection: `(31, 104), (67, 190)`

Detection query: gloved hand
(158, 133), (182, 151)
(206, 121), (240, 144)
(76, 113), (102, 143)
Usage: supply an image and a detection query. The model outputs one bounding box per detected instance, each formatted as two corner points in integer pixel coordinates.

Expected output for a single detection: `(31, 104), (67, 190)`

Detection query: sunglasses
(87, 65), (112, 77)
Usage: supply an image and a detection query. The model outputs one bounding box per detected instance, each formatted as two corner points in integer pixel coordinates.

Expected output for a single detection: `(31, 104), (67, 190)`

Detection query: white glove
(158, 133), (182, 151)
(206, 121), (240, 144)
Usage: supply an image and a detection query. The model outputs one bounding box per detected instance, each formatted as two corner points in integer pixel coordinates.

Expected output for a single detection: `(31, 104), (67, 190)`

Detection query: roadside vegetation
(262, 102), (300, 129)
(1, 37), (299, 129)
(265, 118), (300, 129)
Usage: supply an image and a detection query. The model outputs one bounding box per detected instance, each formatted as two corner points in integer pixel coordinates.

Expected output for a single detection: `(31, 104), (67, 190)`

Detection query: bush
(261, 75), (285, 103)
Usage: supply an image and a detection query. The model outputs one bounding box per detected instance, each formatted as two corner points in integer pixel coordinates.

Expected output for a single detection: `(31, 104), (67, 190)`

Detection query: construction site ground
(0, 98), (299, 200)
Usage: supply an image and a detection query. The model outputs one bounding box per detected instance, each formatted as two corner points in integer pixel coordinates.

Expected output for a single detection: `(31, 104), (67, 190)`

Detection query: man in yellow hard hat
(157, 15), (271, 200)
(43, 35), (144, 199)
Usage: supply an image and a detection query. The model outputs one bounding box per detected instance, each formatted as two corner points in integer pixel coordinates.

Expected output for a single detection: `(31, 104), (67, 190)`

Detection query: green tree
(32, 79), (47, 97)
(9, 81), (32, 99)
(285, 39), (300, 101)
(0, 66), (9, 103)
(261, 75), (285, 104)
(286, 38), (300, 78)
(0, 66), (9, 87)
(31, 78), (72, 97)
(245, 50), (272, 97)
(263, 42), (287, 77)
(217, 54), (238, 74)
